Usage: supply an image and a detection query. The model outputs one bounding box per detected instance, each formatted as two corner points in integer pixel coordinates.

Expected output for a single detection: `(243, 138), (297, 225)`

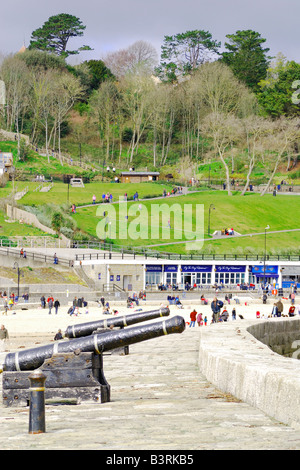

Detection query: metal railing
(71, 241), (300, 262)
(0, 246), (74, 267)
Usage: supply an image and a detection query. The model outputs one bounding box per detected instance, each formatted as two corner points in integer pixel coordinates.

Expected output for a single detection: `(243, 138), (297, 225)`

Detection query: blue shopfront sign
(215, 265), (246, 273)
(146, 265), (163, 272)
(252, 265), (278, 275)
(164, 265), (178, 272)
(181, 265), (212, 273)
(282, 281), (300, 288)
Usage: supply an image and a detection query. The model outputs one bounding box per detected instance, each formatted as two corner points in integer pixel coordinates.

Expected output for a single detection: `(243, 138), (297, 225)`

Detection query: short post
(28, 370), (47, 434)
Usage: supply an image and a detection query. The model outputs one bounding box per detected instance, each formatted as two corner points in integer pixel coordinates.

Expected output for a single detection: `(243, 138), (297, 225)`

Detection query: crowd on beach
(1, 287), (299, 353)
(185, 294), (300, 328)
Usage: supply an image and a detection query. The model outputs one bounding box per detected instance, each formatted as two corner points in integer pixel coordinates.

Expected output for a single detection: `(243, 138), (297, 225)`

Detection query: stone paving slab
(1, 329), (300, 451)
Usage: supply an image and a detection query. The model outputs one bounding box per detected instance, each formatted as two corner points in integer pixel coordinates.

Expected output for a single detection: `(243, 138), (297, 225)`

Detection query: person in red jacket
(189, 309), (197, 327)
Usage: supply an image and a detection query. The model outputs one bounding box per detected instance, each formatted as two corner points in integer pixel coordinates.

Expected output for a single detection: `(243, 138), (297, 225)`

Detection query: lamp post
(263, 225), (270, 291)
(208, 204), (215, 237)
(13, 261), (21, 298)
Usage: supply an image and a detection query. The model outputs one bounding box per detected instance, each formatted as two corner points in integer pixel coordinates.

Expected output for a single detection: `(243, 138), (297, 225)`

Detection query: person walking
(2, 299), (8, 315)
(40, 295), (46, 309)
(290, 292), (296, 305)
(211, 297), (223, 323)
(54, 299), (60, 315)
(47, 295), (54, 314)
(232, 307), (237, 320)
(0, 324), (9, 352)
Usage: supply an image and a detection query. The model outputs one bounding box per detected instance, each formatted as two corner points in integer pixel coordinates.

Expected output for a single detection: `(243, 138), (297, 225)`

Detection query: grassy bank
(73, 191), (300, 255)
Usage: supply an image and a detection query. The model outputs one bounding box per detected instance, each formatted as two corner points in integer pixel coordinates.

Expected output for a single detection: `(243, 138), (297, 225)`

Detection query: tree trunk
(260, 154), (281, 196)
(217, 142), (232, 196)
(241, 156), (255, 195)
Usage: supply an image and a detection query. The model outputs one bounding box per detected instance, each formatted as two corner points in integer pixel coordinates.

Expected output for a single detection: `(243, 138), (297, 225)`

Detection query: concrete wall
(6, 204), (69, 247)
(198, 318), (300, 426)
(82, 262), (144, 293)
(0, 130), (29, 144)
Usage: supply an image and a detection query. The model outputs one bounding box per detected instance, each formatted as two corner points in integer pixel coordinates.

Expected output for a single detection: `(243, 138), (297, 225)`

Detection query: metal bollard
(28, 369), (46, 434)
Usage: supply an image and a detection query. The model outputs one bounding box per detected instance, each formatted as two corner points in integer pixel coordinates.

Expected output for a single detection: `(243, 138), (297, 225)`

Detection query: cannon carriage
(1, 314), (185, 407)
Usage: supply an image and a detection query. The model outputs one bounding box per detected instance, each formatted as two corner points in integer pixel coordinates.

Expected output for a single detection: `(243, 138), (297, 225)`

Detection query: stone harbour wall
(198, 318), (300, 426)
(247, 318), (300, 358)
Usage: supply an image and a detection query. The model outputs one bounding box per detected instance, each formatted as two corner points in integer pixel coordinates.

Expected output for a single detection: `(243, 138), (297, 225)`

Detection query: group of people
(162, 187), (180, 197)
(67, 296), (89, 315)
(189, 297), (238, 326)
(91, 191), (140, 205)
(166, 295), (184, 308)
(1, 292), (30, 313)
(102, 193), (114, 203)
(40, 295), (60, 314)
(221, 228), (234, 236)
(19, 248), (27, 258)
(127, 291), (146, 308)
(158, 283), (179, 291)
(97, 295), (119, 315)
(189, 309), (208, 327)
(270, 298), (300, 317)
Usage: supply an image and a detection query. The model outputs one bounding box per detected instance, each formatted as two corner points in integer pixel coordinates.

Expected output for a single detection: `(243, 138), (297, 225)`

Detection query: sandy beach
(0, 296), (298, 356)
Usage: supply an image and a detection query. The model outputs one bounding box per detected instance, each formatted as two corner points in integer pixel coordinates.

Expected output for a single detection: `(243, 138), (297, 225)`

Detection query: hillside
(0, 137), (299, 256)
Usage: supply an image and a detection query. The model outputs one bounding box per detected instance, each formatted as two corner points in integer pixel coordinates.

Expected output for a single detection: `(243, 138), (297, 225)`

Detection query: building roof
(18, 45), (26, 53)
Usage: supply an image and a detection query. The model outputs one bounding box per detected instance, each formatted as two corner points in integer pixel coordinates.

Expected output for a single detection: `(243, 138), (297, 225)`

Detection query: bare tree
(0, 56), (30, 157)
(202, 113), (243, 195)
(260, 117), (300, 196)
(50, 73), (84, 157)
(104, 40), (158, 77)
(89, 81), (119, 161)
(119, 74), (156, 163)
(240, 116), (273, 195)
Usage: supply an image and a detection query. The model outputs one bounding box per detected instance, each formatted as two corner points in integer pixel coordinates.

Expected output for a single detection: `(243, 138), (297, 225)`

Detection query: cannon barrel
(64, 307), (170, 339)
(2, 316), (185, 372)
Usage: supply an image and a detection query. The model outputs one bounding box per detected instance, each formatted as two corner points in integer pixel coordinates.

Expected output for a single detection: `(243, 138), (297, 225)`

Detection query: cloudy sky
(1, 0), (300, 64)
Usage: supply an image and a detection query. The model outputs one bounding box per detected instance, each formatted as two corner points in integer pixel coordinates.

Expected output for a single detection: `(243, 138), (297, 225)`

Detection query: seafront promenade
(0, 302), (300, 451)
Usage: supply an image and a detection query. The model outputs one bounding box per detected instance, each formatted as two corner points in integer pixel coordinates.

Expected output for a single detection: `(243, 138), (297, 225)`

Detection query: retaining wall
(6, 204), (69, 246)
(198, 318), (300, 426)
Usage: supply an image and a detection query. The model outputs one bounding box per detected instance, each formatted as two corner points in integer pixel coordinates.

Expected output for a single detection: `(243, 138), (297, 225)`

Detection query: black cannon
(64, 307), (170, 339)
(1, 316), (185, 407)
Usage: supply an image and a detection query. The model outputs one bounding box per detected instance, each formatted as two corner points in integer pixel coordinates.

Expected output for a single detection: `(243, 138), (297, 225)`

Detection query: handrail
(0, 246), (74, 267)
(71, 241), (300, 262)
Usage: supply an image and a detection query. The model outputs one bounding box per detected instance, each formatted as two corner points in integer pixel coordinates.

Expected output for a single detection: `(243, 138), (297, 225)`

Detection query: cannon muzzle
(2, 316), (185, 372)
(64, 307), (170, 339)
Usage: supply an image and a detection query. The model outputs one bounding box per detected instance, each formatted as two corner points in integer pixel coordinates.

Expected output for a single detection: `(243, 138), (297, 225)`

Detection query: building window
(146, 271), (162, 286)
(215, 272), (245, 285)
(166, 272), (177, 285)
(180, 272), (212, 286)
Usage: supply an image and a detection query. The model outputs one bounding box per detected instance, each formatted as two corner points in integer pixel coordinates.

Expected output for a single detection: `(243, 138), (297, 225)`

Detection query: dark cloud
(1, 0), (299, 64)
